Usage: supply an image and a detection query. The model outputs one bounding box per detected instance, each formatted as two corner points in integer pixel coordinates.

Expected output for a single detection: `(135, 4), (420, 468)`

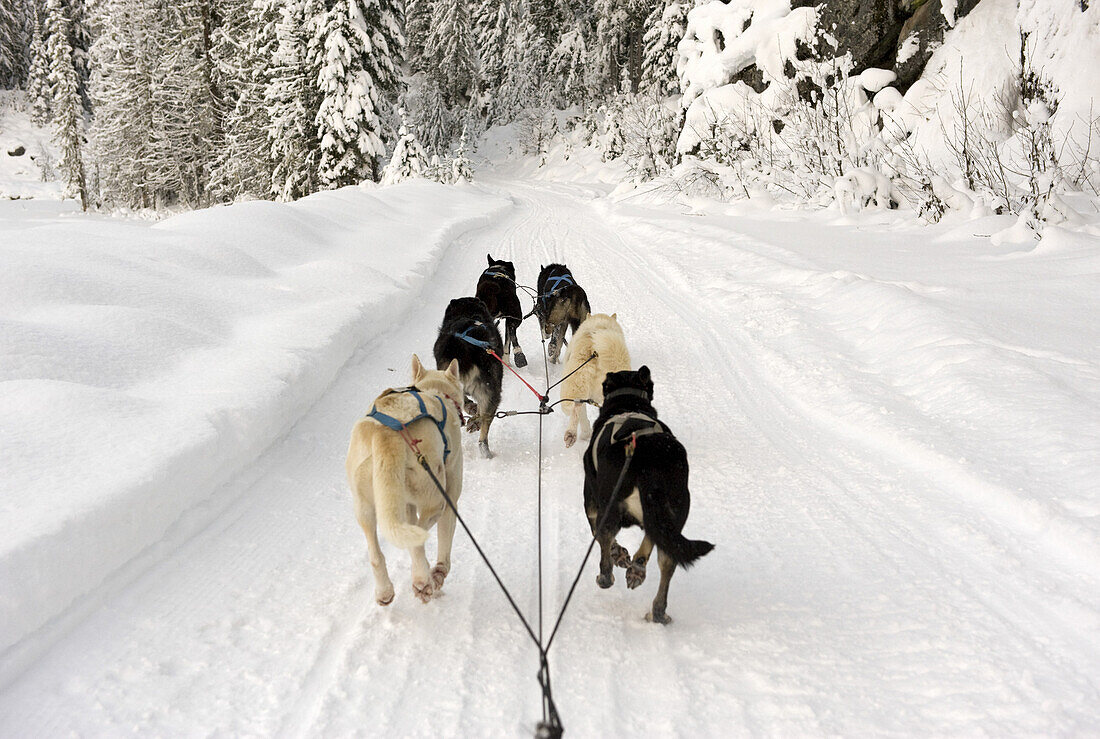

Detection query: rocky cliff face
(809, 0), (985, 88)
(715, 0), (983, 96)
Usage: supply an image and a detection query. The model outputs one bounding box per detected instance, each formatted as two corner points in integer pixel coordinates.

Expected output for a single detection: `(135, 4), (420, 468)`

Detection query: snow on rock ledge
(0, 182), (511, 660)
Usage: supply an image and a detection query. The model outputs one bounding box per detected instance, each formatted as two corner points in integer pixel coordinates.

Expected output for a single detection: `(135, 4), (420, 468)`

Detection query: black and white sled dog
(476, 254), (527, 368)
(582, 366), (714, 624)
(433, 297), (504, 459)
(534, 263), (590, 364)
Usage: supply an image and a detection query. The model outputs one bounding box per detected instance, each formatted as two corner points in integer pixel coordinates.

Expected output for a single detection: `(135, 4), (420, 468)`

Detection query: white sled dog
(560, 313), (631, 448)
(346, 354), (465, 606)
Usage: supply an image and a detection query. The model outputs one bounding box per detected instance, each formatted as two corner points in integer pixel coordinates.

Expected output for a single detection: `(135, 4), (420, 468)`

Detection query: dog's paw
(431, 564), (448, 590)
(645, 609), (672, 625)
(563, 430), (577, 448)
(513, 352), (527, 368)
(375, 585), (395, 606)
(413, 580), (434, 604)
(610, 542), (630, 568)
(596, 572), (615, 589)
(478, 441), (494, 459)
(465, 417), (481, 433)
(626, 562), (647, 589)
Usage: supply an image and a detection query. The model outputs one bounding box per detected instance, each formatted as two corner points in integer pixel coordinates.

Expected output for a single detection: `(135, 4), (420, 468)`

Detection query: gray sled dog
(560, 313), (631, 448)
(346, 355), (465, 606)
(535, 263), (591, 363)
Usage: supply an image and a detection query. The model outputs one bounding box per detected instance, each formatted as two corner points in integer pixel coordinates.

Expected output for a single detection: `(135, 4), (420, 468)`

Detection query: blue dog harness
(538, 273), (574, 314)
(482, 267), (512, 281)
(365, 386), (454, 462)
(454, 321), (495, 351)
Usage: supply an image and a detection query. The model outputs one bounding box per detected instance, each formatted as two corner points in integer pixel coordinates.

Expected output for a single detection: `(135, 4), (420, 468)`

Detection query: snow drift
(0, 182), (510, 658)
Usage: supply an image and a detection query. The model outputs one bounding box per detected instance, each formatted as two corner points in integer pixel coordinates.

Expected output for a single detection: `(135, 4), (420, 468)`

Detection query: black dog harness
(589, 388), (668, 473)
(366, 386), (456, 462)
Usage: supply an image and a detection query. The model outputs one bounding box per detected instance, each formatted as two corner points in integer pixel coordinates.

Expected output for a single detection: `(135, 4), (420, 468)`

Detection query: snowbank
(0, 182), (511, 655)
(0, 91), (62, 201)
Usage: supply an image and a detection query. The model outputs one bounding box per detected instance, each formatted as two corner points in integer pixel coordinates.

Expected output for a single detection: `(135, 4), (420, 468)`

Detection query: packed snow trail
(2, 181), (1099, 735)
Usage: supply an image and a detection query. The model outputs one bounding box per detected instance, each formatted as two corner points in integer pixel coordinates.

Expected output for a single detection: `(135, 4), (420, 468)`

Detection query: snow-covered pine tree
(362, 0), (404, 148)
(404, 0), (432, 73)
(148, 0), (219, 207)
(527, 0), (563, 51)
(492, 4), (549, 121)
(410, 74), (453, 154)
(549, 21), (595, 107)
(266, 0), (323, 199)
(474, 0), (509, 98)
(425, 0), (476, 105)
(0, 0), (29, 88)
(641, 0), (687, 97)
(210, 0), (280, 200)
(27, 2), (51, 124)
(593, 0), (654, 95)
(381, 107), (428, 184)
(45, 0), (87, 209)
(369, 0), (403, 96)
(450, 126), (473, 182)
(66, 0), (91, 111)
(309, 0), (388, 187)
(90, 0), (158, 208)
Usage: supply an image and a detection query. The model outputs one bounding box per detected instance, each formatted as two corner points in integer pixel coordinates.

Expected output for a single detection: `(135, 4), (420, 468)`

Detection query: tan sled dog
(560, 313), (631, 448)
(346, 355), (465, 605)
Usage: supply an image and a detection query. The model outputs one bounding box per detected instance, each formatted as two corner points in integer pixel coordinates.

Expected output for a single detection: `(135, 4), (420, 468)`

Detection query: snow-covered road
(2, 181), (1098, 735)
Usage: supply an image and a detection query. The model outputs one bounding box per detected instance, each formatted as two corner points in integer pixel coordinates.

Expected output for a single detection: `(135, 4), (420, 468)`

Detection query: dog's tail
(637, 465), (714, 568)
(373, 431), (430, 549)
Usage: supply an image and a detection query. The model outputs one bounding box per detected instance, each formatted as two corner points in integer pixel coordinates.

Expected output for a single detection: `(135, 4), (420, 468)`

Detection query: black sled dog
(433, 297), (504, 459)
(534, 263), (590, 364)
(582, 366), (714, 624)
(476, 254), (527, 368)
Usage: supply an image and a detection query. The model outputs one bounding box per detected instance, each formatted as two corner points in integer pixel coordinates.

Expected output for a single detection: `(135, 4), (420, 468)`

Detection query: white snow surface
(0, 182), (509, 663)
(1, 164), (1100, 734)
(899, 0), (1100, 169)
(0, 92), (63, 201)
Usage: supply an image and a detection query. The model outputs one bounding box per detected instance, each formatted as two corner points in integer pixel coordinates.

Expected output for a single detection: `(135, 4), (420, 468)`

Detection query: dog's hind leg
(432, 504), (456, 590)
(645, 549), (676, 624)
(507, 318), (526, 368)
(471, 382), (498, 459)
(564, 400), (583, 448)
(576, 399), (592, 441)
(626, 535), (654, 589)
(610, 541), (631, 568)
(408, 515), (435, 603)
(411, 543), (434, 603)
(354, 494), (395, 606)
(548, 324), (566, 364)
(595, 528), (618, 589)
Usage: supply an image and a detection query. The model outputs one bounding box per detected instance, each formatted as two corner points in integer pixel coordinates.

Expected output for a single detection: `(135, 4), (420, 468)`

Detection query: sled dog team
(346, 255), (714, 624)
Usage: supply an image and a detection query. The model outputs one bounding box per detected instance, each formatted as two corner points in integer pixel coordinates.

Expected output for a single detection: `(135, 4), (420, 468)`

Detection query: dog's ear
(637, 365), (654, 400)
(611, 312), (617, 321)
(411, 354), (425, 383)
(445, 358), (461, 381)
(486, 253), (494, 265)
